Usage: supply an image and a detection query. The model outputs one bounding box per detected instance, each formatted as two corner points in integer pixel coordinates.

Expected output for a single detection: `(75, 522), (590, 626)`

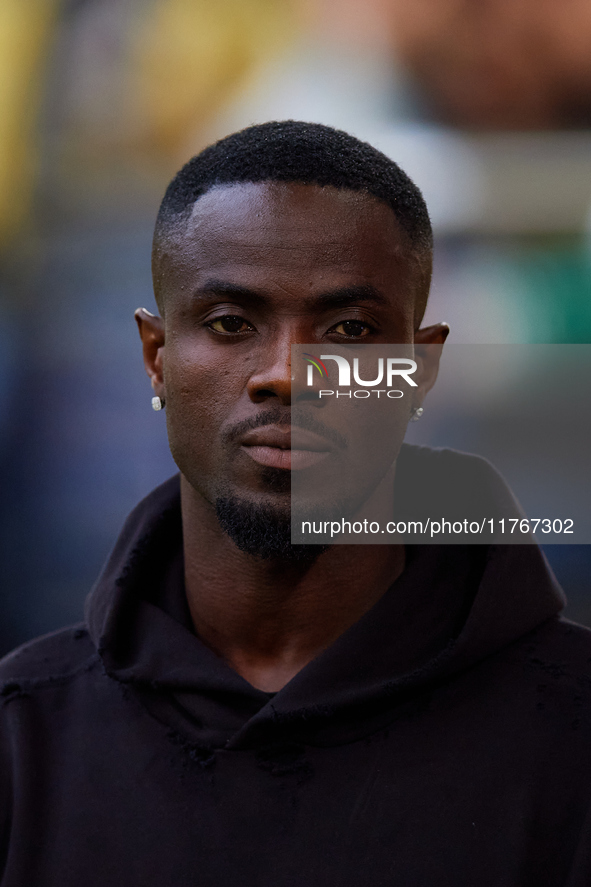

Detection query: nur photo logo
(303, 353), (418, 398)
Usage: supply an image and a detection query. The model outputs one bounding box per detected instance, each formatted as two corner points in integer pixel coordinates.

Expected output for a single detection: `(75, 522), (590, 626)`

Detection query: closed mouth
(240, 425), (333, 471)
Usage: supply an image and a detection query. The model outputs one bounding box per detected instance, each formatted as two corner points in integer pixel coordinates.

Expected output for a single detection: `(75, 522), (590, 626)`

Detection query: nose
(247, 336), (293, 405)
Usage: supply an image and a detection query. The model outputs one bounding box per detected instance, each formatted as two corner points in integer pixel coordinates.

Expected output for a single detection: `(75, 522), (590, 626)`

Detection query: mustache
(222, 406), (347, 450)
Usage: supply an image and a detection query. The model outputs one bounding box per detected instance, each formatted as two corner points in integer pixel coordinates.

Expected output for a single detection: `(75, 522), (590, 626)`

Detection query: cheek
(161, 341), (249, 482)
(163, 358), (222, 463)
(165, 335), (238, 410)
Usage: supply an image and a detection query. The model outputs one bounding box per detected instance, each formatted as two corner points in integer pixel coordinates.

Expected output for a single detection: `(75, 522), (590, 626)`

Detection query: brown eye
(209, 315), (251, 333)
(332, 320), (371, 338)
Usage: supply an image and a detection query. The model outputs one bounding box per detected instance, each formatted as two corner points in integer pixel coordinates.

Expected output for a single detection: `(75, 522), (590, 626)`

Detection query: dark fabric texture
(1, 446), (590, 886)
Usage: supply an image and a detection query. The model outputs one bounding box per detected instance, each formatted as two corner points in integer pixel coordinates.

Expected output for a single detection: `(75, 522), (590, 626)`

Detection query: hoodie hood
(86, 454), (565, 750)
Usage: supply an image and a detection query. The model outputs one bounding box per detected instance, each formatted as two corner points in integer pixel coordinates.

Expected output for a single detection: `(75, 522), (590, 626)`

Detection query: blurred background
(1, 0), (591, 655)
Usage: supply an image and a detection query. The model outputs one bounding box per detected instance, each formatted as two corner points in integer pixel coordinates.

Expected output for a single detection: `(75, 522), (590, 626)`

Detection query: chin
(255, 465), (292, 496)
(214, 495), (325, 562)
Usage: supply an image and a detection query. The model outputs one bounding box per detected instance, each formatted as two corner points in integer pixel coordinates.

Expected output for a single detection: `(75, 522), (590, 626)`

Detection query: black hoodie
(1, 449), (591, 886)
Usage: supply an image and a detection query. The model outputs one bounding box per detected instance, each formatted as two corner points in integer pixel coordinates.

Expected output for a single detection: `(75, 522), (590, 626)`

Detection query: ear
(135, 308), (165, 400)
(412, 322), (449, 408)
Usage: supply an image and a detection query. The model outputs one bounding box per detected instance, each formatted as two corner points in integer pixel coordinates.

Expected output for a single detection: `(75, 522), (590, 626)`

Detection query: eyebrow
(198, 280), (262, 300)
(307, 284), (388, 309)
(195, 279), (388, 309)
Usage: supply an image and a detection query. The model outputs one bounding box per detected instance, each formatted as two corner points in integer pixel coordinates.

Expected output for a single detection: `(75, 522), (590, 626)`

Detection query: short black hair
(153, 120), (433, 317)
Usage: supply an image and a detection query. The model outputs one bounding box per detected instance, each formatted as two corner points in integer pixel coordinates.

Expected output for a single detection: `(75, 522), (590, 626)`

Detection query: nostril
(254, 388), (278, 398)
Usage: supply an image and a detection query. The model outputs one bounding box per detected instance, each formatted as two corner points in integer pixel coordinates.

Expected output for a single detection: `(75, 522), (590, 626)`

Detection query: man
(0, 121), (589, 886)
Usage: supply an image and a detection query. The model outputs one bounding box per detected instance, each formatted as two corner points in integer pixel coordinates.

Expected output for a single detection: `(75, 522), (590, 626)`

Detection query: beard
(214, 459), (379, 560)
(214, 495), (328, 562)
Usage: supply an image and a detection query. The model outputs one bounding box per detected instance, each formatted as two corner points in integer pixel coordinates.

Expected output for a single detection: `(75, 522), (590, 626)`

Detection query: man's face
(143, 181), (431, 535)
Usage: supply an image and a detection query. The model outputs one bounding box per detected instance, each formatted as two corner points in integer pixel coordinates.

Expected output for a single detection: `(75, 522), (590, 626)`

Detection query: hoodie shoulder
(0, 625), (98, 696)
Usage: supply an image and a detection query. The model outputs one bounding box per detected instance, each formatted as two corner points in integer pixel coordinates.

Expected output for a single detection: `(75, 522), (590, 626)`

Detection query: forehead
(160, 181), (414, 292)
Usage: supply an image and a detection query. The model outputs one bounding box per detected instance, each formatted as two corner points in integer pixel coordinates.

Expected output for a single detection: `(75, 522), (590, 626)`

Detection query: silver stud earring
(152, 396), (165, 411)
(410, 406), (424, 422)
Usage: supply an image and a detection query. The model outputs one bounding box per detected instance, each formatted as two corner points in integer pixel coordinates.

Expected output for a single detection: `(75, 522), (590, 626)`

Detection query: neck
(181, 476), (405, 692)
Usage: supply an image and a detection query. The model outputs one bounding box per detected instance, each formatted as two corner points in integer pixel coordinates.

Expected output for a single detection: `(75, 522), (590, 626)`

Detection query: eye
(207, 315), (254, 334)
(330, 320), (373, 338)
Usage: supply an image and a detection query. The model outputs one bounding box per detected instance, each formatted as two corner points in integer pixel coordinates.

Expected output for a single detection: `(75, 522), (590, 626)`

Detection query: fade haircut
(152, 120), (433, 321)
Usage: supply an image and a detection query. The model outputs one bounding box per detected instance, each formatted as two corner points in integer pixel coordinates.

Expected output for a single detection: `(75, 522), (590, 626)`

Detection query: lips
(240, 425), (333, 471)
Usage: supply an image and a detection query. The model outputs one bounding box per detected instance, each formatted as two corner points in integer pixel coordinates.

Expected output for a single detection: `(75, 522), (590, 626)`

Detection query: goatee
(215, 497), (325, 562)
